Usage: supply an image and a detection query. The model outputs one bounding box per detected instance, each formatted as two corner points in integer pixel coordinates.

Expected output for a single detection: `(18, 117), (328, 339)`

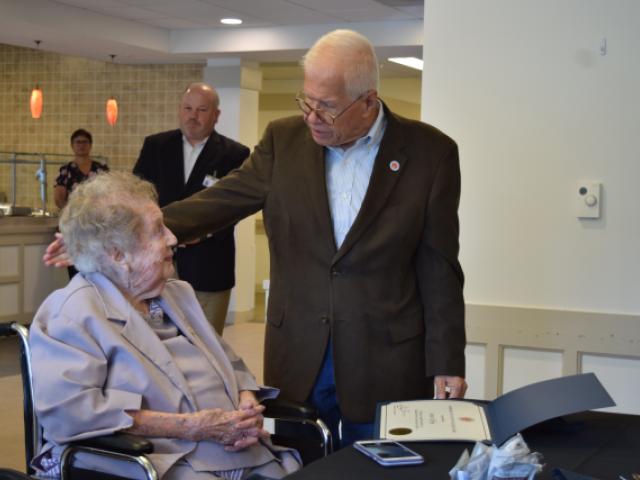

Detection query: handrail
(0, 150), (108, 164)
(0, 151), (108, 214)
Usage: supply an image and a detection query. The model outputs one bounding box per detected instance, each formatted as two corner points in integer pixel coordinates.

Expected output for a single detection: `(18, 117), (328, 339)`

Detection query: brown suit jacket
(163, 104), (465, 423)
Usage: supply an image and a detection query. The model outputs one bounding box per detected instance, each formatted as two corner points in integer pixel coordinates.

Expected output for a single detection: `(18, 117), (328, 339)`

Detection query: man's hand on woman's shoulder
(42, 232), (72, 267)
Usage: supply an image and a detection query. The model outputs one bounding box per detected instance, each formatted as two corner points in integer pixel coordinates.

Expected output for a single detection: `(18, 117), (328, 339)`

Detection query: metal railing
(0, 151), (108, 215)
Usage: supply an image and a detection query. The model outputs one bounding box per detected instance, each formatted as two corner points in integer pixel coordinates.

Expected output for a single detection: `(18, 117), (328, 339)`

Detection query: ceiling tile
(3, 0), (422, 71)
(286, 0), (381, 11)
(201, 0), (341, 24)
(120, 0), (178, 5)
(375, 0), (422, 6)
(201, 0), (293, 13)
(324, 6), (415, 22)
(53, 0), (112, 8)
(395, 5), (424, 17)
(145, 0), (232, 19)
(52, 0), (421, 28)
(140, 17), (210, 29)
(95, 5), (167, 20)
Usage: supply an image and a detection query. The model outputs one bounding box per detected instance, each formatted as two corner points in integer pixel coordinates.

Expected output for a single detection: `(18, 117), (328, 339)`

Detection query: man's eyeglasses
(295, 92), (367, 125)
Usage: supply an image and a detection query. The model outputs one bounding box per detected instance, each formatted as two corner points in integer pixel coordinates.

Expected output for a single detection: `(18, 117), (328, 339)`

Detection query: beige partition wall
(0, 218), (66, 324)
(465, 304), (640, 414)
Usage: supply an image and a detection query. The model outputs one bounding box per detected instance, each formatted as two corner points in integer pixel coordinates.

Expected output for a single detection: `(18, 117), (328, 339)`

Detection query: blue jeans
(308, 341), (374, 449)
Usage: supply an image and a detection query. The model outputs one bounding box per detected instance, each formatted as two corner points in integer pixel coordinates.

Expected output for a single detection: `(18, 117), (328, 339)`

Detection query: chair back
(0, 322), (40, 475)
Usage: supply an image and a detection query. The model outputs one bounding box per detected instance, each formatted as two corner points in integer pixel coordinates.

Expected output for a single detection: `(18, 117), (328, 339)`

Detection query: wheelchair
(0, 321), (331, 479)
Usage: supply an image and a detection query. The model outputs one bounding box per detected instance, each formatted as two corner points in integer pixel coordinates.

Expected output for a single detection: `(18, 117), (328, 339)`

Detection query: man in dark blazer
(133, 83), (249, 335)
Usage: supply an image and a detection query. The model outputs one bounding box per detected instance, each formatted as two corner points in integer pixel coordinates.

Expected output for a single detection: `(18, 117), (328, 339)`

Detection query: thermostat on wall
(576, 182), (601, 219)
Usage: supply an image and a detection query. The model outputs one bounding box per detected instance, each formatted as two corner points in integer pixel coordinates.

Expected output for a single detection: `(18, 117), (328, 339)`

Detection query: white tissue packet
(491, 463), (538, 480)
(449, 448), (470, 480)
(449, 434), (543, 480)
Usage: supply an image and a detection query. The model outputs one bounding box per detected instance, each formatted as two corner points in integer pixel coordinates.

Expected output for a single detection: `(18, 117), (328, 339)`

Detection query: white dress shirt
(182, 136), (208, 183)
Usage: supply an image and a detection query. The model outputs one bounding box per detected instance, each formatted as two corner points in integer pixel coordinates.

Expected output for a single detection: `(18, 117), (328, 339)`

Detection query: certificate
(376, 373), (615, 445)
(379, 399), (491, 442)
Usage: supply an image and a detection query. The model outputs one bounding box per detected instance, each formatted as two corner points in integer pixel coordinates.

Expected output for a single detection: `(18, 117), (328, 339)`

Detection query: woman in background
(53, 129), (108, 209)
(54, 129), (109, 278)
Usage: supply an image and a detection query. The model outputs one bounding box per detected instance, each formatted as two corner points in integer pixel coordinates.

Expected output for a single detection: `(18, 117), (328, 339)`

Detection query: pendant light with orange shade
(106, 54), (118, 126)
(30, 40), (43, 119)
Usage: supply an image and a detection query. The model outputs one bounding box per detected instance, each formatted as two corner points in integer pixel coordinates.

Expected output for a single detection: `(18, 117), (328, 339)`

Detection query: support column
(203, 58), (262, 325)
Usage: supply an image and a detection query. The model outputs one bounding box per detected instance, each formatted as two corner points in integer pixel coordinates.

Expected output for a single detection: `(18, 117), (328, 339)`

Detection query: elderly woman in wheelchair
(29, 172), (301, 479)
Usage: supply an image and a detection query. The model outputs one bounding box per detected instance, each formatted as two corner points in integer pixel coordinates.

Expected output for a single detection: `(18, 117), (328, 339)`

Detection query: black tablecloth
(286, 411), (640, 479)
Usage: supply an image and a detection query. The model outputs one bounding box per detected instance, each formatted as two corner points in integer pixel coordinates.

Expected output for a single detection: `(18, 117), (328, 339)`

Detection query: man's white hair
(301, 29), (379, 99)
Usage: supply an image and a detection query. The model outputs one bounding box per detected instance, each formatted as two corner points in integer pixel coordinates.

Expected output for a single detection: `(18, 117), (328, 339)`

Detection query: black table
(286, 411), (640, 479)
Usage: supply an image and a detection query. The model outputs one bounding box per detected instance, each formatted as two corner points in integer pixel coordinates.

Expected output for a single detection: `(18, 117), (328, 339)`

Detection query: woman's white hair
(59, 171), (158, 277)
(301, 29), (379, 99)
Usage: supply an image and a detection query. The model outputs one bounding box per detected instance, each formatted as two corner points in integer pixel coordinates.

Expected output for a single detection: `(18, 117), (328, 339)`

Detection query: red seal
(458, 416), (475, 422)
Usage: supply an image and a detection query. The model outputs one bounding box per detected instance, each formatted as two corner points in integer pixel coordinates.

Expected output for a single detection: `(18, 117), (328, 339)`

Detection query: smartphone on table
(353, 440), (424, 467)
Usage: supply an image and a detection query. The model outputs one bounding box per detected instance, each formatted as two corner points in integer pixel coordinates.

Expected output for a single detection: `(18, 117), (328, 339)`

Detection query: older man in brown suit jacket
(161, 29), (467, 449)
(45, 29), (466, 449)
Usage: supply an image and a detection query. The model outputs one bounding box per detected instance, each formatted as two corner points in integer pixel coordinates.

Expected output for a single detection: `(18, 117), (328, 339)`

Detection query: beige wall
(0, 43), (203, 211)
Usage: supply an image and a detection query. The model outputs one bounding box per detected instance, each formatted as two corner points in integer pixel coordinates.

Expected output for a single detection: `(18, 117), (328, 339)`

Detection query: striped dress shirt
(325, 102), (386, 248)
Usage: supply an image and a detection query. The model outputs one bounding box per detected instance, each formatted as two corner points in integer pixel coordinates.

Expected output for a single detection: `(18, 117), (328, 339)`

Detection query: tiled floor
(0, 336), (25, 472)
(223, 321), (267, 385)
(0, 311), (267, 473)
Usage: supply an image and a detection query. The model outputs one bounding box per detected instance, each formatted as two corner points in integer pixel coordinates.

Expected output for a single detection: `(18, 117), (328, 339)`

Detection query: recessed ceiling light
(388, 57), (423, 71)
(220, 18), (242, 25)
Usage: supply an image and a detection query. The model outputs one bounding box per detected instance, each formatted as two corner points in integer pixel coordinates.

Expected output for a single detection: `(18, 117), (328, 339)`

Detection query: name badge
(203, 174), (218, 188)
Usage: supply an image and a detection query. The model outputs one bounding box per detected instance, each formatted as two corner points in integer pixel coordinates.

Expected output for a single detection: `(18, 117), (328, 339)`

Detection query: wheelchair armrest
(262, 398), (320, 421)
(70, 432), (154, 456)
(0, 469), (32, 480)
(0, 322), (17, 337)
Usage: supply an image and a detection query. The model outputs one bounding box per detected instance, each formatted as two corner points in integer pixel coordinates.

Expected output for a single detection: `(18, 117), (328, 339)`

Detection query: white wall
(214, 79), (260, 319)
(423, 0), (640, 315)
